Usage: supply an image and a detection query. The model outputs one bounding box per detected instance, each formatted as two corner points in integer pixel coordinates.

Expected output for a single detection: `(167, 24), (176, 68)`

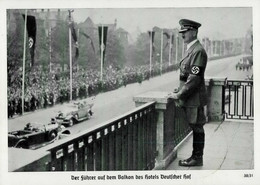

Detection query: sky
(72, 7), (252, 40)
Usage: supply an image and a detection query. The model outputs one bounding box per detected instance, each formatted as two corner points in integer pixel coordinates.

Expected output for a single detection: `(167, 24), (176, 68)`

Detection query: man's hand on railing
(168, 92), (183, 107)
(168, 91), (180, 99)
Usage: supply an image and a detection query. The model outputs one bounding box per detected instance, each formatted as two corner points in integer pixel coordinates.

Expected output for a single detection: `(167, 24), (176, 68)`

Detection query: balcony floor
(166, 120), (254, 170)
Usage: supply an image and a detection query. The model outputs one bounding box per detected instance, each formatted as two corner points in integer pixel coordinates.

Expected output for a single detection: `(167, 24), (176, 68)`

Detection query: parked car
(8, 119), (70, 149)
(55, 101), (94, 127)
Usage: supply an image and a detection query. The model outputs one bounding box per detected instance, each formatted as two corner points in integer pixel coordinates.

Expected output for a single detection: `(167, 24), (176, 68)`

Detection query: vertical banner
(160, 30), (163, 74)
(163, 30), (173, 66)
(98, 26), (108, 65)
(22, 14), (37, 67)
(148, 31), (155, 55)
(80, 31), (95, 53)
(98, 25), (108, 82)
(69, 21), (79, 60)
(163, 31), (170, 49)
(148, 31), (155, 77)
(68, 9), (79, 101)
(169, 33), (174, 66)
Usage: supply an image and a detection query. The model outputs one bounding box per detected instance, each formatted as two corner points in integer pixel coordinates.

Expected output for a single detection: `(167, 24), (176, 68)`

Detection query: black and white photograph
(0, 0), (259, 185)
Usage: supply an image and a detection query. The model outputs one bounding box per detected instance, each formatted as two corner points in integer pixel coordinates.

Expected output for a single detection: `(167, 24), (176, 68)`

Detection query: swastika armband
(190, 65), (205, 76)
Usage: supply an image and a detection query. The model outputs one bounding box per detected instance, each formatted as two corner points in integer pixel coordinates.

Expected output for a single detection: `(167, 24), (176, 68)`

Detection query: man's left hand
(168, 92), (179, 100)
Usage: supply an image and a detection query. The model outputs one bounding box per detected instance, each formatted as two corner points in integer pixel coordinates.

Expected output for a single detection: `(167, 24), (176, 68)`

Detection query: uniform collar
(187, 39), (198, 51)
(179, 40), (200, 64)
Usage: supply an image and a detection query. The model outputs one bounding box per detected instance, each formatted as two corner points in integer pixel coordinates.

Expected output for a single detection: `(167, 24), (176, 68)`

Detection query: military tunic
(176, 40), (208, 124)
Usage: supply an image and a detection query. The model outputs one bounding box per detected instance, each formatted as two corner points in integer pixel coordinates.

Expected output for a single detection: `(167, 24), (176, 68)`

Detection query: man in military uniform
(170, 19), (208, 166)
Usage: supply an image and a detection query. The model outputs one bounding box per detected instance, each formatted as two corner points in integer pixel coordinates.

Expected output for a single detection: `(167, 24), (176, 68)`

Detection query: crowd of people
(235, 56), (253, 71)
(8, 62), (178, 118)
(235, 62), (252, 71)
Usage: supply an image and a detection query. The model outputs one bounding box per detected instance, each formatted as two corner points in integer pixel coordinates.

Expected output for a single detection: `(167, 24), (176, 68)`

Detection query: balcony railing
(10, 102), (158, 171)
(173, 107), (192, 146)
(225, 80), (254, 120)
(10, 77), (244, 171)
(47, 101), (157, 171)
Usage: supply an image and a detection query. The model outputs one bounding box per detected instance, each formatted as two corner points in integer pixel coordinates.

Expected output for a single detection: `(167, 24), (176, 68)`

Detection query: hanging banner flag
(148, 31), (155, 43)
(22, 14), (36, 67)
(163, 30), (174, 50)
(148, 31), (155, 54)
(163, 31), (170, 39)
(69, 21), (79, 60)
(171, 34), (174, 45)
(80, 31), (95, 53)
(98, 26), (108, 63)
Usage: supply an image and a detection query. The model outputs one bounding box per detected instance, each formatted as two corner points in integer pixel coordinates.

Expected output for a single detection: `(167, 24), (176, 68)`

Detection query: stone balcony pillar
(133, 91), (176, 170)
(206, 77), (227, 122)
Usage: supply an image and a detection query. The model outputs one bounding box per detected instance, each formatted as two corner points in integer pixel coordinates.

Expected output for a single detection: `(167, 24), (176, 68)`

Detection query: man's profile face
(181, 29), (196, 44)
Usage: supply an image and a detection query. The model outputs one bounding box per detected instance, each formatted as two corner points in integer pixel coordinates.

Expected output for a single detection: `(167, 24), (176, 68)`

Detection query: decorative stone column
(133, 91), (176, 170)
(206, 77), (227, 122)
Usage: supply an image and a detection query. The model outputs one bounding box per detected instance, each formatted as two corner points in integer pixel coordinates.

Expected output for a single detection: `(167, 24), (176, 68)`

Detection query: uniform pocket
(181, 63), (189, 70)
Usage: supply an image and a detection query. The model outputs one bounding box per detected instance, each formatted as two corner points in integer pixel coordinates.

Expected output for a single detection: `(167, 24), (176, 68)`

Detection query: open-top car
(8, 119), (70, 149)
(55, 101), (94, 127)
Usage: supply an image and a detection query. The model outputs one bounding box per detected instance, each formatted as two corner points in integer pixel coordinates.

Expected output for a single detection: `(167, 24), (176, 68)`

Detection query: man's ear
(192, 30), (197, 37)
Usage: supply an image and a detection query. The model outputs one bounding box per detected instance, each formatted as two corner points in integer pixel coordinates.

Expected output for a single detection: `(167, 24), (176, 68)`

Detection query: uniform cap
(179, 19), (201, 33)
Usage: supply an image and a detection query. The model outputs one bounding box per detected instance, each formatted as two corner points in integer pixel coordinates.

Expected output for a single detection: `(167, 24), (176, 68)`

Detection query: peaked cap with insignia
(179, 19), (201, 33)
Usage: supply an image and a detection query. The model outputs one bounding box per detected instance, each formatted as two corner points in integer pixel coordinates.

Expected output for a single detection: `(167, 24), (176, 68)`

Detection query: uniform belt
(180, 76), (188, 81)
